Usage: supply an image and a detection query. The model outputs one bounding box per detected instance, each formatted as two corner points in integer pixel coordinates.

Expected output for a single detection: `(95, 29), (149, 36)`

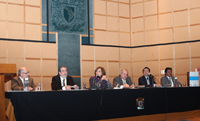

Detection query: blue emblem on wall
(50, 0), (87, 33)
(63, 5), (75, 23)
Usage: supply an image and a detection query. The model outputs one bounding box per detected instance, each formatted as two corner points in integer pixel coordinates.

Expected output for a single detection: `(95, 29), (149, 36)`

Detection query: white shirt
(122, 79), (126, 85)
(167, 76), (174, 87)
(60, 76), (67, 90)
(145, 76), (150, 85)
(19, 76), (24, 86)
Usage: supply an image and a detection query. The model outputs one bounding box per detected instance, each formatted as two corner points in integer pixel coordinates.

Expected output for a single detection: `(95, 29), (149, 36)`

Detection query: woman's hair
(94, 67), (106, 76)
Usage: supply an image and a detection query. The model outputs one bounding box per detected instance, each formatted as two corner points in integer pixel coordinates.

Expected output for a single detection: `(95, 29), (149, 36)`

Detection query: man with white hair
(113, 69), (133, 88)
(11, 67), (36, 90)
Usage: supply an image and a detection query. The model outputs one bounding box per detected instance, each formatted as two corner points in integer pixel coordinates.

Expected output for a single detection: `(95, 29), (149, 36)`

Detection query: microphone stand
(149, 74), (160, 85)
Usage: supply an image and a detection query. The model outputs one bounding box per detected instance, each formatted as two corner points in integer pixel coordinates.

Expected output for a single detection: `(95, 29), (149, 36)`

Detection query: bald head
(120, 68), (128, 80)
(18, 67), (29, 79)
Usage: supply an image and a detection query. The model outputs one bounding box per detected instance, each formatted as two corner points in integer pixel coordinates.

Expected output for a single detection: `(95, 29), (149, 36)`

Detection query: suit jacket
(11, 76), (36, 90)
(161, 75), (182, 87)
(51, 75), (75, 90)
(89, 76), (112, 89)
(113, 75), (133, 88)
(138, 76), (156, 87)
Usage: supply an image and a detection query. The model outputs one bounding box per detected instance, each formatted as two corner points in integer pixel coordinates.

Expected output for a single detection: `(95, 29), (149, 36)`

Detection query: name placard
(189, 72), (199, 87)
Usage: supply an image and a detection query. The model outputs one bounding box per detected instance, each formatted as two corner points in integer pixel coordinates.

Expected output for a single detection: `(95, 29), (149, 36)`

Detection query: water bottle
(37, 83), (41, 91)
(174, 77), (178, 87)
(82, 83), (86, 89)
(175, 77), (181, 87)
(24, 78), (30, 91)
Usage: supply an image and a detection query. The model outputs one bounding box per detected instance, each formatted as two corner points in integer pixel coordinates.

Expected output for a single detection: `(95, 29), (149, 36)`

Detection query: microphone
(148, 73), (154, 86)
(149, 73), (157, 79)
(148, 73), (154, 77)
(97, 75), (103, 79)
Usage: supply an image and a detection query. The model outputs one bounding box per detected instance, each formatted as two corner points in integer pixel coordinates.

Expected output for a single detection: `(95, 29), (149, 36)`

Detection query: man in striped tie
(51, 66), (79, 90)
(138, 67), (156, 87)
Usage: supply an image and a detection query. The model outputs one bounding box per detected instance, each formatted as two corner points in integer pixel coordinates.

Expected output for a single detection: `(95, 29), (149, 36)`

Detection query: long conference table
(5, 87), (200, 121)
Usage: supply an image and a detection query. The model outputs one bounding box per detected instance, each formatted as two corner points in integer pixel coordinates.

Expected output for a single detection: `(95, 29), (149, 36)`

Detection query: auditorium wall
(1, 0), (200, 90)
(0, 0), (58, 91)
(81, 0), (200, 88)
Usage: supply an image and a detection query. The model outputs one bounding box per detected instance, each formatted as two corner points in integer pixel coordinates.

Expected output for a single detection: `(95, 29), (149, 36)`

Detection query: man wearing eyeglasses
(113, 68), (133, 88)
(51, 66), (79, 90)
(11, 67), (36, 90)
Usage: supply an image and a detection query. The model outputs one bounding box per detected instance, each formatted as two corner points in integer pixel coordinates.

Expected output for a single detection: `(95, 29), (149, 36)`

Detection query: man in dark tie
(138, 67), (156, 87)
(51, 66), (79, 90)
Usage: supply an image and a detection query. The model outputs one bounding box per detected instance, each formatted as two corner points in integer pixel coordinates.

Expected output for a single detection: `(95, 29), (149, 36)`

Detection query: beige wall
(1, 41), (58, 91)
(0, 0), (58, 91)
(81, 0), (200, 88)
(0, 0), (42, 40)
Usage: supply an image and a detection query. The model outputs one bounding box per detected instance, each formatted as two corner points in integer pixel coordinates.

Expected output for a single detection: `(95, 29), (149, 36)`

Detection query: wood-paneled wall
(81, 0), (200, 88)
(0, 0), (58, 91)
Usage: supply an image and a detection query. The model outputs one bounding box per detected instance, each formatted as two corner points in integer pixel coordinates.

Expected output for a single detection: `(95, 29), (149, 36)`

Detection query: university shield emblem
(136, 97), (144, 110)
(50, 0), (86, 33)
(63, 5), (75, 23)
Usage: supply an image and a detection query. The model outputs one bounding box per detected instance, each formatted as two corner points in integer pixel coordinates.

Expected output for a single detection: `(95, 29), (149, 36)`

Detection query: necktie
(169, 77), (173, 87)
(146, 77), (150, 85)
(122, 79), (126, 85)
(63, 79), (65, 86)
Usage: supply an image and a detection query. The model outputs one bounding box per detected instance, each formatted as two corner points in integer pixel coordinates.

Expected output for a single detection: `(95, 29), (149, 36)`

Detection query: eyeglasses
(22, 72), (29, 75)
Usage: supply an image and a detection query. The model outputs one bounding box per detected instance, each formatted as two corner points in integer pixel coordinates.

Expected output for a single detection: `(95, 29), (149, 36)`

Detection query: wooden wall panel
(159, 13), (173, 28)
(145, 16), (157, 30)
(132, 18), (144, 32)
(107, 32), (119, 46)
(174, 11), (188, 27)
(190, 25), (200, 40)
(190, 0), (200, 8)
(0, 3), (6, 20)
(132, 32), (145, 46)
(159, 29), (173, 43)
(158, 0), (172, 13)
(131, 3), (143, 17)
(132, 48), (145, 62)
(119, 3), (129, 17)
(191, 42), (200, 57)
(173, 0), (188, 11)
(108, 47), (119, 61)
(175, 59), (190, 75)
(107, 1), (118, 16)
(81, 0), (200, 87)
(81, 46), (94, 60)
(175, 43), (189, 59)
(94, 0), (106, 14)
(174, 27), (188, 42)
(8, 4), (24, 22)
(25, 6), (41, 23)
(145, 30), (158, 45)
(82, 61), (94, 76)
(144, 0), (157, 15)
(160, 45), (173, 60)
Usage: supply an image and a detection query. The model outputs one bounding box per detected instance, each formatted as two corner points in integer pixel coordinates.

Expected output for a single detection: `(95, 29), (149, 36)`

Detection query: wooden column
(0, 75), (6, 121)
(0, 64), (17, 121)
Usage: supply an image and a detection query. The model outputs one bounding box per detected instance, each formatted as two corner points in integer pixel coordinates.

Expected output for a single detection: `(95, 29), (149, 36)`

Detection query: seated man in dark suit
(11, 67), (36, 90)
(161, 67), (182, 87)
(113, 68), (133, 88)
(138, 67), (157, 87)
(51, 66), (79, 90)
